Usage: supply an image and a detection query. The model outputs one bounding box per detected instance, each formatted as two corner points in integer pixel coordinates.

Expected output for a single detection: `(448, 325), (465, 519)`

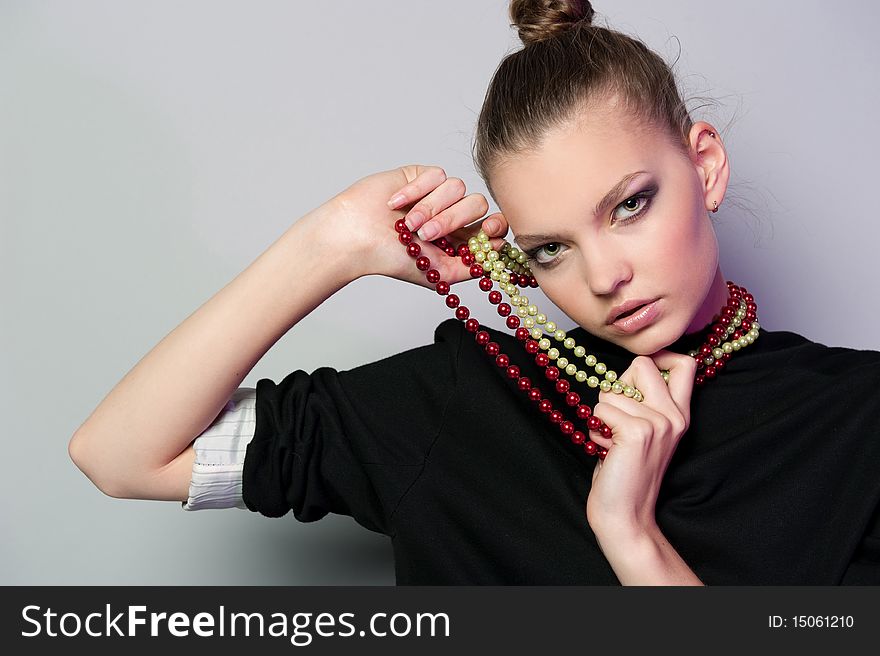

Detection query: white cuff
(181, 387), (257, 511)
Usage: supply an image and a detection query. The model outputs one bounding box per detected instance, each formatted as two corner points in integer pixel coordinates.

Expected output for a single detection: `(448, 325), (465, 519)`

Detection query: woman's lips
(611, 299), (662, 333)
(616, 303), (647, 320)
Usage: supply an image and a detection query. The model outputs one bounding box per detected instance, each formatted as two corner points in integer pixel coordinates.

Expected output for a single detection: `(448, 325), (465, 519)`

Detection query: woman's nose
(581, 242), (633, 297)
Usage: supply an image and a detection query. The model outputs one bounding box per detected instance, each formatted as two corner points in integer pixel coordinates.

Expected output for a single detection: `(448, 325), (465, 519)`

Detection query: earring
(708, 131), (715, 138)
(712, 200), (719, 213)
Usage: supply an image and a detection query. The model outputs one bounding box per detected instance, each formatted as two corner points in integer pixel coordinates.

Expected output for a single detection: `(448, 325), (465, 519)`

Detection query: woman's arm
(68, 198), (361, 501)
(68, 165), (506, 504)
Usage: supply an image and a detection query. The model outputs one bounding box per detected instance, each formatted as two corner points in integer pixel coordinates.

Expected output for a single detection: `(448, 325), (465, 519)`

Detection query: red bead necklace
(394, 219), (760, 460)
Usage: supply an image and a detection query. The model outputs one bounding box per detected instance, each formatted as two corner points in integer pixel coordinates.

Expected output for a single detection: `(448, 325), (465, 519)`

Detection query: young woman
(69, 0), (880, 585)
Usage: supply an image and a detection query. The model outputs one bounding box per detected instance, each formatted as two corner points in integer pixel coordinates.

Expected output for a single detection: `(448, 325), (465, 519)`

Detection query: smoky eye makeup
(522, 242), (564, 269)
(614, 185), (658, 223)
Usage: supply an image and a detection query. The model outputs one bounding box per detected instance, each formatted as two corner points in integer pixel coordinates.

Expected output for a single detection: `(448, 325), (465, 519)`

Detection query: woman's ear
(688, 121), (730, 212)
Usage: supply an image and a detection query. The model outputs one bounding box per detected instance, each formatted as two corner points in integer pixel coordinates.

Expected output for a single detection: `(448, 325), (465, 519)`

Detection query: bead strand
(688, 282), (760, 384)
(471, 323), (609, 458)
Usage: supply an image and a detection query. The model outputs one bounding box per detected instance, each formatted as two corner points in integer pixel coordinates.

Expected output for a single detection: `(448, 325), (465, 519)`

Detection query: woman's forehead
(492, 137), (668, 230)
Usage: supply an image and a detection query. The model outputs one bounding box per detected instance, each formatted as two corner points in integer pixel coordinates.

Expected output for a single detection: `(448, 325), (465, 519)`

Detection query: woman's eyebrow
(514, 170), (649, 249)
(593, 170), (649, 218)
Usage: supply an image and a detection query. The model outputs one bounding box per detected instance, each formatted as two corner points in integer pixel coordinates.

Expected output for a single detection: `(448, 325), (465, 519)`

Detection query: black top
(242, 316), (880, 584)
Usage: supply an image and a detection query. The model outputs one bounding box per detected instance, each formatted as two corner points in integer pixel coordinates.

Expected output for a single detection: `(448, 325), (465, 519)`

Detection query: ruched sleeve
(241, 318), (464, 536)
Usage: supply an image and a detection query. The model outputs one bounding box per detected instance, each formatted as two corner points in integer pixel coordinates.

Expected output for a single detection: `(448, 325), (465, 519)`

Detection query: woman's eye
(524, 242), (566, 269)
(612, 191), (653, 224)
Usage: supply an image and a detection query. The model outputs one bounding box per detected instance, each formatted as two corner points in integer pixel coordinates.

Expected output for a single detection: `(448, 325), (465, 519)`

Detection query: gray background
(2, 0), (877, 585)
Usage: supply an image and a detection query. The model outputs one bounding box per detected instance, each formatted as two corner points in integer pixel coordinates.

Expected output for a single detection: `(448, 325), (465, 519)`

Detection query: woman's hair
(473, 0), (695, 194)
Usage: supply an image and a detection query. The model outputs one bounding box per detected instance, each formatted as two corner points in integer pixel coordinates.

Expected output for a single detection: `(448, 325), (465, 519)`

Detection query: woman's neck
(685, 267), (729, 336)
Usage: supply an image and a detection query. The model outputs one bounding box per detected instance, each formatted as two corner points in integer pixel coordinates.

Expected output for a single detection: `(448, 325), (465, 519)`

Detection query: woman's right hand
(331, 165), (509, 288)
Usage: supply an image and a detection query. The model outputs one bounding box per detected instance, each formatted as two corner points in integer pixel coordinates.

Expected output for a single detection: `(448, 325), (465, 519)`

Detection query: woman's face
(489, 102), (730, 355)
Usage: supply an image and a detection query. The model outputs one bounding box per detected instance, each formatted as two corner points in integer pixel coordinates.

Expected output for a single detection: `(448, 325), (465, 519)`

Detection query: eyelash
(522, 190), (656, 270)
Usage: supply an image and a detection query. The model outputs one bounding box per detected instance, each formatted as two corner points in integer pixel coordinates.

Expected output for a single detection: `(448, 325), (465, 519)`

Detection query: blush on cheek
(653, 216), (696, 273)
(652, 210), (717, 306)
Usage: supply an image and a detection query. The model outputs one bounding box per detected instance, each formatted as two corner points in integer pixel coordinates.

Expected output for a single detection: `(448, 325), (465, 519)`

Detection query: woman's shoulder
(434, 316), (515, 346)
(752, 328), (880, 382)
(760, 328), (880, 359)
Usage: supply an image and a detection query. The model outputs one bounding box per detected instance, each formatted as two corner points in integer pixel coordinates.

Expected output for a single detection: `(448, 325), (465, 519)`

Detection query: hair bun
(509, 0), (595, 46)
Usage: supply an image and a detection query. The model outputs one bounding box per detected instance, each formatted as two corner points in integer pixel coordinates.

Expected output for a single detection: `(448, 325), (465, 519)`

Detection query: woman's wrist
(592, 520), (704, 586)
(287, 195), (368, 284)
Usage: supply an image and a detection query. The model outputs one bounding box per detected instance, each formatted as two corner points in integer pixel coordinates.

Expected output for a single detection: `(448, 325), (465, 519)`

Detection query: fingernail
(387, 193), (406, 208)
(418, 221), (439, 241)
(485, 219), (499, 233)
(405, 210), (424, 231)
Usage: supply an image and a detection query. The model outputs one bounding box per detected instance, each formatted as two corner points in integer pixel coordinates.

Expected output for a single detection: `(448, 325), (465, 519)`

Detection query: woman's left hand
(585, 350), (697, 540)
